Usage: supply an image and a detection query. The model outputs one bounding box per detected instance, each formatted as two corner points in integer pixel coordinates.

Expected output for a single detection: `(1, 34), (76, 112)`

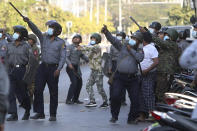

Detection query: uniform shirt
(31, 44), (40, 61)
(6, 41), (33, 66)
(109, 45), (119, 61)
(152, 35), (181, 74)
(87, 44), (102, 71)
(140, 43), (158, 71)
(104, 31), (144, 74)
(27, 21), (66, 70)
(66, 43), (89, 66)
(0, 39), (8, 57)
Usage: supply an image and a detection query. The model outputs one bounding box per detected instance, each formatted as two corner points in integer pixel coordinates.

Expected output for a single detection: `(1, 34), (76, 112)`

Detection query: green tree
(166, 7), (194, 25)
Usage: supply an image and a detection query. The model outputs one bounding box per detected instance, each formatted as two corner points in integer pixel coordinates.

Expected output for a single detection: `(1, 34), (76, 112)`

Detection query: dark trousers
(8, 66), (31, 114)
(33, 63), (59, 116)
(110, 72), (140, 120)
(109, 60), (126, 102)
(66, 65), (82, 102)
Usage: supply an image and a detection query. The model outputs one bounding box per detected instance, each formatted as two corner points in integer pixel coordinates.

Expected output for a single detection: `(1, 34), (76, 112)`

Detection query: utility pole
(118, 0), (122, 31)
(90, 0), (93, 22)
(105, 0), (107, 22)
(76, 0), (79, 17)
(84, 0), (87, 16)
(97, 0), (99, 25)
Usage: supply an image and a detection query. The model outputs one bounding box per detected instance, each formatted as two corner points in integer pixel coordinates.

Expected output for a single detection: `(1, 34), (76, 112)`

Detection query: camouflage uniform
(28, 44), (39, 102)
(152, 28), (181, 103)
(85, 44), (108, 103)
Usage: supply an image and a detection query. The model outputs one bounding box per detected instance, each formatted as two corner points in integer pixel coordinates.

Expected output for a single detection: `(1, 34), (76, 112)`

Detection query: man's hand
(23, 17), (30, 22)
(101, 24), (108, 34)
(139, 27), (147, 33)
(54, 69), (60, 77)
(68, 64), (74, 70)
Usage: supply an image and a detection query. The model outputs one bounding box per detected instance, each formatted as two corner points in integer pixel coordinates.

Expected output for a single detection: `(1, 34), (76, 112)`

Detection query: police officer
(0, 61), (9, 130)
(101, 25), (144, 124)
(148, 21), (162, 35)
(24, 17), (66, 121)
(0, 29), (8, 63)
(6, 25), (33, 121)
(65, 34), (89, 104)
(109, 31), (127, 106)
(27, 34), (40, 103)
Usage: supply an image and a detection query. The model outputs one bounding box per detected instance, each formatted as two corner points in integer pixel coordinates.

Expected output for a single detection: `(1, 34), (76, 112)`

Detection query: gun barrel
(9, 2), (24, 18)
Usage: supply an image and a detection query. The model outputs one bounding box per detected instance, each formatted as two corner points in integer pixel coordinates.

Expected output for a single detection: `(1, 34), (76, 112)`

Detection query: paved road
(4, 65), (153, 131)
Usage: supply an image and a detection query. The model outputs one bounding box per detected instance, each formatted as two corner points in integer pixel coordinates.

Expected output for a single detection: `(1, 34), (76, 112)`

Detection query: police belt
(117, 71), (137, 77)
(42, 62), (58, 67)
(9, 64), (26, 68)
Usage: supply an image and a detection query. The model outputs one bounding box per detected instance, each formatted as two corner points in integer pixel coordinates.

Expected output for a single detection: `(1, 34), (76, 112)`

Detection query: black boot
(7, 114), (18, 121)
(30, 113), (45, 119)
(22, 110), (30, 120)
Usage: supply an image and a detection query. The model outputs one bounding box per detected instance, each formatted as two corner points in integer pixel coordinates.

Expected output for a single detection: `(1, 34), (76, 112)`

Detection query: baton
(129, 16), (141, 28)
(9, 2), (25, 18)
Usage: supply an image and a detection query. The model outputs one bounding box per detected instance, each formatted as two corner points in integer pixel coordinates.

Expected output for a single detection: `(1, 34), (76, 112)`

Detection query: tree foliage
(166, 7), (194, 25)
(0, 0), (115, 36)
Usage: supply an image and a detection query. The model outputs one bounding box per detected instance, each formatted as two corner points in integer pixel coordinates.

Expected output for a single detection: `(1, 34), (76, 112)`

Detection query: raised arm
(24, 17), (44, 44)
(101, 25), (122, 51)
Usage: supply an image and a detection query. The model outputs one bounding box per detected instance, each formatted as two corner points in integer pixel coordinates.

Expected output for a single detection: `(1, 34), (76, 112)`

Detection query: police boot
(49, 115), (56, 121)
(30, 113), (45, 119)
(7, 113), (18, 121)
(22, 110), (30, 120)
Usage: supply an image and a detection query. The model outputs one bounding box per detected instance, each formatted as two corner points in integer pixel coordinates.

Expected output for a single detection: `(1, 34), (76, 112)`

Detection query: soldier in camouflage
(85, 33), (108, 108)
(27, 34), (40, 103)
(141, 27), (181, 103)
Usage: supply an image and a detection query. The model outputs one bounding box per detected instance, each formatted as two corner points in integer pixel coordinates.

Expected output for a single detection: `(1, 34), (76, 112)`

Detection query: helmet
(90, 33), (102, 43)
(165, 28), (178, 41)
(72, 34), (82, 43)
(28, 34), (37, 43)
(13, 25), (28, 40)
(149, 22), (162, 31)
(193, 22), (197, 28)
(159, 27), (168, 33)
(0, 28), (6, 33)
(131, 31), (143, 42)
(46, 20), (62, 36)
(116, 31), (126, 39)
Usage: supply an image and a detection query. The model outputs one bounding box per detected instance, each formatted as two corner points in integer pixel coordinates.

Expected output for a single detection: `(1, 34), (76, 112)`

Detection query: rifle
(9, 2), (25, 19)
(129, 16), (148, 31)
(129, 16), (141, 28)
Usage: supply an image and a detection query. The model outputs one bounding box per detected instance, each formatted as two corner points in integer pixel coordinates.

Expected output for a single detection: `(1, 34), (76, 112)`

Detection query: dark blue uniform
(27, 21), (66, 117)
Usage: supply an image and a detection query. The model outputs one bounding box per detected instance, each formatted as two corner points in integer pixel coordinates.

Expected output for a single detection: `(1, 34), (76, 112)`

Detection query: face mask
(117, 36), (122, 41)
(128, 39), (136, 46)
(163, 35), (170, 41)
(13, 33), (20, 40)
(192, 31), (197, 38)
(148, 28), (154, 34)
(47, 28), (54, 36)
(90, 40), (96, 45)
(0, 33), (3, 39)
